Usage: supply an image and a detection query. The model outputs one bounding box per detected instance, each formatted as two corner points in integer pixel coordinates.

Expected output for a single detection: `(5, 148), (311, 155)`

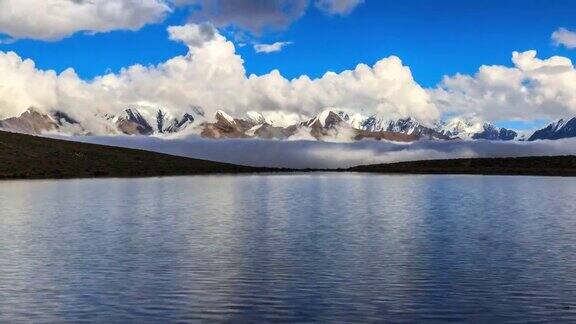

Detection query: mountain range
(1, 107), (575, 142)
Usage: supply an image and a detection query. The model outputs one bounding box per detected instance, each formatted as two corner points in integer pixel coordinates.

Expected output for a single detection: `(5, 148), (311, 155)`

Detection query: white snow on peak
(259, 111), (305, 127)
(317, 109), (334, 127)
(437, 117), (484, 139)
(246, 111), (265, 124)
(245, 124), (264, 136)
(551, 119), (567, 132)
(216, 110), (236, 125)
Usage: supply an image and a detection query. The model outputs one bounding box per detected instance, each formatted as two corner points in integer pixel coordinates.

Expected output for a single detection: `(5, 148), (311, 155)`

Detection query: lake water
(0, 174), (575, 322)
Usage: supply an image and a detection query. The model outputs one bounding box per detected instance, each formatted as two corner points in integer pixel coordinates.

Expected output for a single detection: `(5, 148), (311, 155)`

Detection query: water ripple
(0, 174), (575, 322)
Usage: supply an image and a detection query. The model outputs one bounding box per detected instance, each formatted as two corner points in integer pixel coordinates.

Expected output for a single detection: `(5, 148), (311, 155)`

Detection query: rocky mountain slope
(528, 117), (576, 141)
(435, 118), (518, 141)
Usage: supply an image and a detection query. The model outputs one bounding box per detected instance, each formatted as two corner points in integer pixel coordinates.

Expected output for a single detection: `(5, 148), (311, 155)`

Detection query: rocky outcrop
(472, 124), (518, 141)
(0, 108), (59, 134)
(116, 109), (154, 135)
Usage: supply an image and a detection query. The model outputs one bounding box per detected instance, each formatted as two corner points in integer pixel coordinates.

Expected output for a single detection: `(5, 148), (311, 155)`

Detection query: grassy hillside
(349, 156), (576, 176)
(0, 131), (267, 179)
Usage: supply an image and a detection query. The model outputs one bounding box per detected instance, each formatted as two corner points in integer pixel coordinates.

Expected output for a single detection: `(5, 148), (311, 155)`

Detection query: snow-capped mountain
(435, 118), (484, 139)
(302, 110), (347, 129)
(528, 117), (576, 141)
(0, 108), (88, 135)
(435, 118), (518, 141)
(113, 107), (204, 135)
(115, 109), (154, 135)
(472, 124), (518, 141)
(3, 106), (575, 144)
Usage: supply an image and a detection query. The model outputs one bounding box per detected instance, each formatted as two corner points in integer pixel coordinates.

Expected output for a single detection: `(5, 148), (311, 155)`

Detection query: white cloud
(0, 23), (439, 129)
(315, 0), (364, 15)
(552, 28), (576, 49)
(254, 41), (293, 53)
(0, 52), (59, 117)
(432, 50), (576, 122)
(0, 0), (170, 41)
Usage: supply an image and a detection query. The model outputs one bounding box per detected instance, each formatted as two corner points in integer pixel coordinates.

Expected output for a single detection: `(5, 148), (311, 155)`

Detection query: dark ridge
(348, 156), (576, 177)
(0, 130), (276, 180)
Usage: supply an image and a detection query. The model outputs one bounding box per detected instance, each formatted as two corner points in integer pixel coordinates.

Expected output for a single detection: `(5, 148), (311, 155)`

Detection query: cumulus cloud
(552, 28), (576, 49)
(254, 41), (293, 53)
(167, 23), (216, 48)
(0, 23), (439, 128)
(0, 52), (59, 118)
(175, 0), (308, 34)
(69, 134), (576, 169)
(315, 0), (364, 15)
(6, 24), (576, 131)
(432, 50), (576, 122)
(0, 0), (170, 41)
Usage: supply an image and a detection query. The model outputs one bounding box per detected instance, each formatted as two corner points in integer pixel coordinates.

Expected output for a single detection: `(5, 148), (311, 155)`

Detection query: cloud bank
(70, 135), (576, 169)
(433, 50), (576, 122)
(0, 0), (170, 41)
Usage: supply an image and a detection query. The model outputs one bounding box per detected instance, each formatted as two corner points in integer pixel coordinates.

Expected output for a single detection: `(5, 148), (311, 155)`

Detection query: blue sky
(1, 0), (574, 88)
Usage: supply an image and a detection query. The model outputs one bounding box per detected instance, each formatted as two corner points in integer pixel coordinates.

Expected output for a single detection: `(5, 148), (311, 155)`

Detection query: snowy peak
(436, 118), (483, 139)
(5, 106), (576, 143)
(471, 123), (518, 141)
(109, 107), (203, 135)
(116, 108), (154, 135)
(164, 113), (196, 133)
(0, 108), (57, 135)
(0, 108), (88, 135)
(359, 115), (386, 132)
(245, 111), (266, 125)
(302, 110), (346, 129)
(215, 110), (237, 128)
(156, 109), (199, 134)
(358, 115), (424, 135)
(386, 117), (420, 134)
(435, 118), (517, 141)
(529, 117), (576, 141)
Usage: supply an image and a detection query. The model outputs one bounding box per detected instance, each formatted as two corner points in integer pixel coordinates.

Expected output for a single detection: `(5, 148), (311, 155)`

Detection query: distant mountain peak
(3, 105), (575, 144)
(529, 117), (576, 141)
(215, 110), (237, 128)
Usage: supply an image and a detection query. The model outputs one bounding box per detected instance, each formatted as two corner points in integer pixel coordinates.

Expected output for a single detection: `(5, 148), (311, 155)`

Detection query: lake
(0, 174), (575, 322)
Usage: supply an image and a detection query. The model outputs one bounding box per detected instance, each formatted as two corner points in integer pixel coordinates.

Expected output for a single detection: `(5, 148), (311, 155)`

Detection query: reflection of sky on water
(0, 175), (575, 322)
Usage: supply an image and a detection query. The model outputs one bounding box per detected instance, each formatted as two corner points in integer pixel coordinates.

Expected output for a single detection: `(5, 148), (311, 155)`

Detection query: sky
(1, 0), (576, 130)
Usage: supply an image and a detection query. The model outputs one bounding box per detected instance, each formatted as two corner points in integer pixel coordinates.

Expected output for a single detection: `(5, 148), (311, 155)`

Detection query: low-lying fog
(55, 135), (576, 169)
